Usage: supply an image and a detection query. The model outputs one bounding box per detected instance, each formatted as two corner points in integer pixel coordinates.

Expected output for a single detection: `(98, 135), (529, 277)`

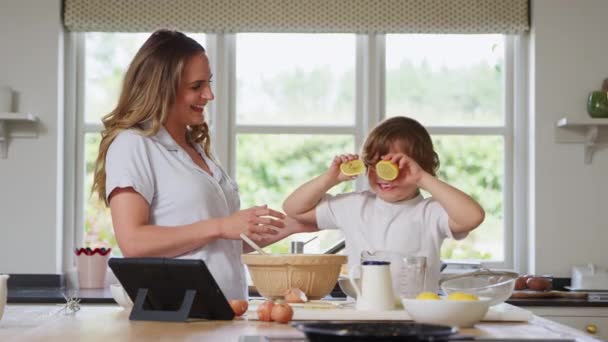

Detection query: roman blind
(63, 0), (529, 34)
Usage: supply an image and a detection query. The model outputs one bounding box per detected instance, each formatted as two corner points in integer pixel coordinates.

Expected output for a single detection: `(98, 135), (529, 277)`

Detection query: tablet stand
(129, 288), (196, 322)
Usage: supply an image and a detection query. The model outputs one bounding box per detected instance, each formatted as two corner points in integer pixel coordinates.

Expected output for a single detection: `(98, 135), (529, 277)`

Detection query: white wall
(0, 0), (606, 277)
(0, 0), (64, 274)
(530, 0), (608, 276)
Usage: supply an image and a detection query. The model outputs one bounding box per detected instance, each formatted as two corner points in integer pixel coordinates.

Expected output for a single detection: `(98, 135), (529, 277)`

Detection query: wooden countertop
(0, 304), (603, 342)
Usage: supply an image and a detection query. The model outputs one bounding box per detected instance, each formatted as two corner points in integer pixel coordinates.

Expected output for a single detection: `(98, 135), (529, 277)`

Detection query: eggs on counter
(514, 275), (552, 291)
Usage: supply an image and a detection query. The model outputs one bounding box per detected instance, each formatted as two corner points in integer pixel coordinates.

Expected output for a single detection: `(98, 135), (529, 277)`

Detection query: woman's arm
(109, 187), (285, 257)
(242, 217), (319, 253)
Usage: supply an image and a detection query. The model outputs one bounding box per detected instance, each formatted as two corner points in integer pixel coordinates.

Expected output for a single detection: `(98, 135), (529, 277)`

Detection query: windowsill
(8, 287), (115, 304)
(8, 284), (347, 304)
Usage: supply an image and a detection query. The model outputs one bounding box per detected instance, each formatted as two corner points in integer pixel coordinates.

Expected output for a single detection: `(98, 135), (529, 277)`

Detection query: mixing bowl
(439, 269), (518, 306)
(242, 254), (347, 300)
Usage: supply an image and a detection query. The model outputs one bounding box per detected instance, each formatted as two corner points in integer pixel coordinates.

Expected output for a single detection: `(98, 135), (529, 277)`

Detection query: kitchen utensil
(399, 256), (427, 299)
(440, 268), (518, 306)
(240, 233), (267, 255)
(293, 322), (457, 342)
(348, 251), (395, 310)
(571, 263), (608, 290)
(349, 251), (428, 302)
(402, 296), (491, 328)
(338, 275), (360, 298)
(241, 254), (346, 299)
(290, 235), (318, 254)
(0, 274), (8, 321)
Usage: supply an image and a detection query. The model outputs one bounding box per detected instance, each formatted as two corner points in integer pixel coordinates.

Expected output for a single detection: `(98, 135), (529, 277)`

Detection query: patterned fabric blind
(63, 0), (529, 34)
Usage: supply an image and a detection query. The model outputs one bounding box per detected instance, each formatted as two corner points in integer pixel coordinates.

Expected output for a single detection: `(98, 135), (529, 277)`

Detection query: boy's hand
(382, 153), (427, 186)
(327, 154), (360, 183)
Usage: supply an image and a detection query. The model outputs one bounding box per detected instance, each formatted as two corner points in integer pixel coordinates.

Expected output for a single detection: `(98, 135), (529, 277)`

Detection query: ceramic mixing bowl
(242, 254), (347, 300)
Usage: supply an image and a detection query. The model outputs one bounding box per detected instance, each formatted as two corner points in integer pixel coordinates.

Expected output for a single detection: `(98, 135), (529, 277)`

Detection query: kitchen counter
(0, 304), (603, 342)
(507, 297), (608, 307)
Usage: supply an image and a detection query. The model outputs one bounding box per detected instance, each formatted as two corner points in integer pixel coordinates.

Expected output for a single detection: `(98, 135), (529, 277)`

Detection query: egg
(256, 300), (274, 322)
(228, 299), (248, 316)
(526, 277), (552, 291)
(270, 303), (294, 324)
(284, 288), (308, 303)
(514, 276), (527, 290)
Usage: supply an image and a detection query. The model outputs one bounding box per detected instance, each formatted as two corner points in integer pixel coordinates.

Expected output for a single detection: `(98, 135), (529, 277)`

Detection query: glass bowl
(439, 269), (518, 306)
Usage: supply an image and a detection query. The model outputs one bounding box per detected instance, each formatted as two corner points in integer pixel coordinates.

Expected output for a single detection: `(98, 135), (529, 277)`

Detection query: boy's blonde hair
(361, 116), (439, 176)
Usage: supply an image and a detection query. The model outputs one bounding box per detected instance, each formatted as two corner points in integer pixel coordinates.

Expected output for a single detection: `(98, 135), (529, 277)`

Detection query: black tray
(292, 322), (457, 342)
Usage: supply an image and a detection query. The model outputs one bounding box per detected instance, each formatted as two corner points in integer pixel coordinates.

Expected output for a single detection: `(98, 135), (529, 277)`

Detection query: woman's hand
(219, 205), (286, 240)
(326, 154), (360, 184)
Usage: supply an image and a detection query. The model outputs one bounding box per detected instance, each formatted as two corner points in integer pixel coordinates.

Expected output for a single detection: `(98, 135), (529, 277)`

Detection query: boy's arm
(282, 173), (339, 225)
(418, 173), (485, 234)
(283, 154), (359, 225)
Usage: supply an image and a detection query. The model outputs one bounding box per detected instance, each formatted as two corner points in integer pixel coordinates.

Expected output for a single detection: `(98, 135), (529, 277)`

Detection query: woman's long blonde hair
(92, 29), (211, 205)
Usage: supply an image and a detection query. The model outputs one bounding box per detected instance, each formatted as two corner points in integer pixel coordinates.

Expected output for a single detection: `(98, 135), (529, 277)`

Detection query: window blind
(63, 0), (529, 34)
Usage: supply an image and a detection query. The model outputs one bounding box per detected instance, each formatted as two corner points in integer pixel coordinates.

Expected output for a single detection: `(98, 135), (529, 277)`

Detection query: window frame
(67, 32), (526, 272)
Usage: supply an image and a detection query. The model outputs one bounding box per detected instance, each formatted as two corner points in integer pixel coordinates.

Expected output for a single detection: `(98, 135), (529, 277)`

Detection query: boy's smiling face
(367, 142), (419, 203)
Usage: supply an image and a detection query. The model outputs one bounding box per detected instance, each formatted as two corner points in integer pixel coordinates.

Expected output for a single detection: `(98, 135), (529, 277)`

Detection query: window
(77, 32), (518, 268)
(385, 34), (508, 262)
(234, 33), (356, 253)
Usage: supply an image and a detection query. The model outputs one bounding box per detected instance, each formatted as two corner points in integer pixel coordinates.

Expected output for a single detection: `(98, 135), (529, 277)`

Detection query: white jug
(348, 260), (395, 311)
(0, 274), (9, 321)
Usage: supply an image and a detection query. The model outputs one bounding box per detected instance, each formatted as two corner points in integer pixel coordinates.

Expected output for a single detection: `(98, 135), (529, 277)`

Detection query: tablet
(108, 257), (235, 322)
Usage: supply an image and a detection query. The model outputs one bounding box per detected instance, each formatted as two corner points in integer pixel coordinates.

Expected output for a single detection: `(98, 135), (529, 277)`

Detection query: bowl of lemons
(401, 292), (491, 328)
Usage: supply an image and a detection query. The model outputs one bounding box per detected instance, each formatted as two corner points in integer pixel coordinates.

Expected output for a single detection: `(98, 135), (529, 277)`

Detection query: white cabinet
(523, 306), (608, 340)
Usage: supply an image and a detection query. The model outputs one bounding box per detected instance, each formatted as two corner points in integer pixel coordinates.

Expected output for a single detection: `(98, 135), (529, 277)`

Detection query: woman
(92, 29), (315, 300)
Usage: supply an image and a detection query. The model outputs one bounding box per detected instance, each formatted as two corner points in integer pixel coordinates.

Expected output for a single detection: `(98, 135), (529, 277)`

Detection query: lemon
(375, 160), (399, 181)
(415, 292), (441, 300)
(447, 292), (479, 301)
(340, 159), (365, 176)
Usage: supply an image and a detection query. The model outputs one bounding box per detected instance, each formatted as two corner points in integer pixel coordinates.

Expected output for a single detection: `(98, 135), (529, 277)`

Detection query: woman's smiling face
(168, 52), (214, 127)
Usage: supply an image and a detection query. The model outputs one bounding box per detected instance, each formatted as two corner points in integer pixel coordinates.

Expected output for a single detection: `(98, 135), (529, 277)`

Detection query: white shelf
(0, 112), (39, 159)
(556, 116), (608, 164)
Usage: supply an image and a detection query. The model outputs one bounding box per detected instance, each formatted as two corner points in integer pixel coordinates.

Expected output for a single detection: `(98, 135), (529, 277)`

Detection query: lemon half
(340, 159), (365, 176)
(415, 292), (441, 300)
(447, 292), (479, 301)
(376, 160), (399, 181)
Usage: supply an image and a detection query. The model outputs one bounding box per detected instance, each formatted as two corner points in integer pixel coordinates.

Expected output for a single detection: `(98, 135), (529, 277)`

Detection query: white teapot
(0, 274), (9, 320)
